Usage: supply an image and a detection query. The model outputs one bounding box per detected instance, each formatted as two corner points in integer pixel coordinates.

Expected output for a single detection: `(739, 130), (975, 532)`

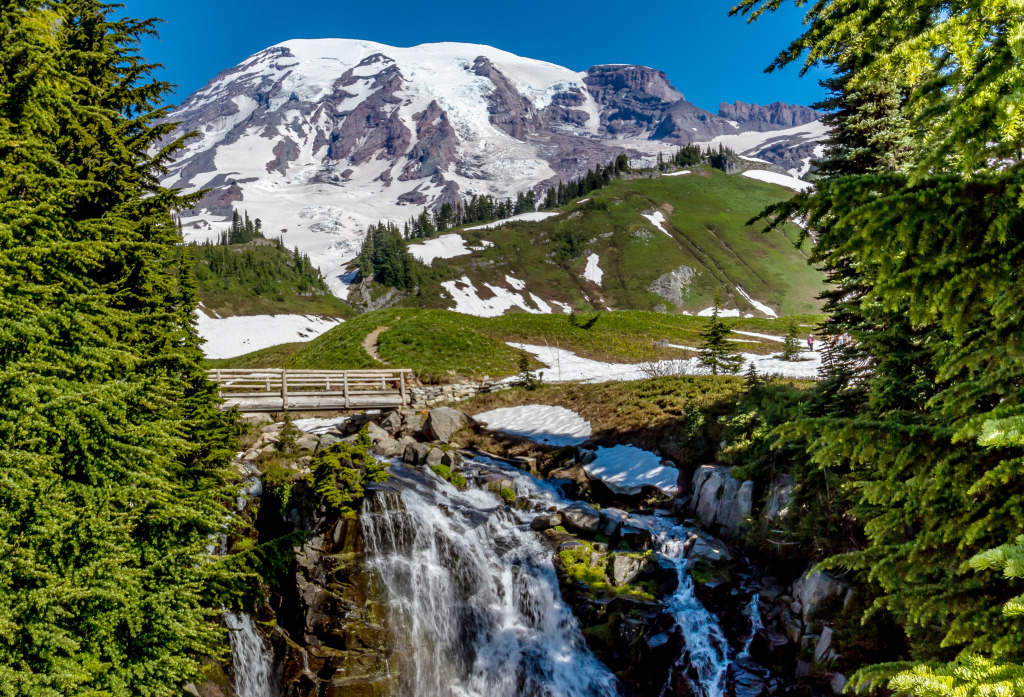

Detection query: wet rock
(402, 442), (431, 466)
(577, 448), (598, 464)
(684, 532), (734, 564)
(747, 627), (794, 666)
(619, 522), (654, 551)
(481, 473), (515, 493)
(609, 554), (646, 585)
(379, 410), (402, 436)
(530, 513), (562, 531)
(424, 407), (470, 443)
(598, 507), (628, 537)
(440, 450), (461, 467)
(727, 658), (775, 697)
(560, 501), (601, 535)
(764, 474), (793, 523)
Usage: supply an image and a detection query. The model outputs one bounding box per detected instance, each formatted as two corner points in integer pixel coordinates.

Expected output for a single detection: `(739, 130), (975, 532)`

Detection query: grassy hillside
(403, 166), (824, 318)
(208, 307), (822, 381)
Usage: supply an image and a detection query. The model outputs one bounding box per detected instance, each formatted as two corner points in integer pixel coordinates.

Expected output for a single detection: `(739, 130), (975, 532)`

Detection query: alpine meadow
(1, 1), (1023, 697)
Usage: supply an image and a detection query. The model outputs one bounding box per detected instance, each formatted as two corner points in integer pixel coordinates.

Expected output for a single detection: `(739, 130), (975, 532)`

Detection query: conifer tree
(0, 3), (239, 694)
(698, 297), (744, 376)
(780, 319), (801, 361)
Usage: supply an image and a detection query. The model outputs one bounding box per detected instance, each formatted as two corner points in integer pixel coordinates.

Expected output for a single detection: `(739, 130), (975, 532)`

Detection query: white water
(653, 529), (731, 697)
(361, 462), (619, 697)
(224, 611), (275, 697)
(739, 593), (763, 659)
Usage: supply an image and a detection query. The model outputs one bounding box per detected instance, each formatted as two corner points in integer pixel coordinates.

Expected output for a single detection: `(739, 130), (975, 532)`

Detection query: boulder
(598, 507), (628, 537)
(529, 513), (562, 531)
(481, 474), (515, 493)
(399, 411), (423, 438)
(618, 522), (654, 551)
(372, 437), (403, 458)
(379, 411), (402, 436)
(727, 658), (772, 697)
(425, 448), (444, 467)
(577, 448), (598, 464)
(684, 533), (734, 564)
(424, 407), (471, 443)
(296, 434), (320, 452)
(691, 465), (753, 539)
(814, 627), (835, 664)
(764, 474), (794, 523)
(241, 413), (274, 426)
(316, 433), (343, 453)
(609, 555), (646, 585)
(441, 450), (462, 467)
(402, 442), (431, 466)
(365, 421), (389, 444)
(560, 501), (601, 535)
(792, 567), (847, 627)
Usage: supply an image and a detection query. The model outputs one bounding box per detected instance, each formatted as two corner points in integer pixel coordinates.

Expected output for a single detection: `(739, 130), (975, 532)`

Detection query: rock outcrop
(691, 465), (753, 539)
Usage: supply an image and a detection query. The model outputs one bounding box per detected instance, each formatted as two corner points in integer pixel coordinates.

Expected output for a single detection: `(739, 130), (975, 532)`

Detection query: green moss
(499, 487), (516, 503)
(431, 464), (451, 480)
(450, 473), (467, 489)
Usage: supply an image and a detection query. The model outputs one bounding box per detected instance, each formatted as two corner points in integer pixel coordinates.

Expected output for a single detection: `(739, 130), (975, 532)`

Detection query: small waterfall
(655, 532), (731, 697)
(224, 611), (275, 697)
(361, 462), (619, 697)
(739, 593), (763, 659)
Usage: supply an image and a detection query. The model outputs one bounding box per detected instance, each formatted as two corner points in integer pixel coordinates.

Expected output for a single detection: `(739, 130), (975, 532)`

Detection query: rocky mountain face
(163, 39), (825, 293)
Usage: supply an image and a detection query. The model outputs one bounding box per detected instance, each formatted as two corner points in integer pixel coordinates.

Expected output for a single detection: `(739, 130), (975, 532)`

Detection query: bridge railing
(207, 368), (414, 412)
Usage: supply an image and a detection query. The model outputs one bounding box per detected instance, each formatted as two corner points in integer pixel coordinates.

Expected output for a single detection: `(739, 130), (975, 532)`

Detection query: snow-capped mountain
(164, 39), (824, 295)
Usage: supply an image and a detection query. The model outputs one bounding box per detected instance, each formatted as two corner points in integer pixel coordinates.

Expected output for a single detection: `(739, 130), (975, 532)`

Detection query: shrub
(308, 429), (389, 518)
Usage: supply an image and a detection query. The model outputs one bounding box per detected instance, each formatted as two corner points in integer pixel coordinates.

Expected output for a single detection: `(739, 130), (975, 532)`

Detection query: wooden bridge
(207, 369), (413, 412)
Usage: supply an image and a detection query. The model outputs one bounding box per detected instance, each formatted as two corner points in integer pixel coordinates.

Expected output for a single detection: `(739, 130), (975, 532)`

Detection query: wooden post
(281, 369), (288, 411)
(400, 371), (406, 405)
(343, 371), (350, 408)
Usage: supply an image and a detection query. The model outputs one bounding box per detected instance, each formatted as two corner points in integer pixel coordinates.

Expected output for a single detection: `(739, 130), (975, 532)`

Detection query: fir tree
(698, 297), (744, 376)
(780, 319), (801, 361)
(0, 2), (239, 695)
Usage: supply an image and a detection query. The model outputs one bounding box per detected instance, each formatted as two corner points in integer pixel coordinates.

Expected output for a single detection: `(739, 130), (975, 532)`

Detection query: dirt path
(362, 326), (388, 363)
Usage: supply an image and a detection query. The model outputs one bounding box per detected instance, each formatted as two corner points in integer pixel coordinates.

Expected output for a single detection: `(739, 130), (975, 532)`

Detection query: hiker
(807, 334), (815, 351)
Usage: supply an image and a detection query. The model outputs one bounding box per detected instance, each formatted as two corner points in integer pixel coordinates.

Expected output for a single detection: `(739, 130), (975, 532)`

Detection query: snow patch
(735, 286), (778, 318)
(474, 405), (591, 446)
(741, 170), (813, 193)
(664, 170), (691, 177)
(697, 306), (741, 318)
(442, 276), (549, 317)
(584, 445), (678, 496)
(642, 211), (672, 238)
(505, 275), (526, 290)
(292, 417), (349, 434)
(196, 311), (342, 359)
(407, 233), (473, 265)
(583, 253), (603, 286)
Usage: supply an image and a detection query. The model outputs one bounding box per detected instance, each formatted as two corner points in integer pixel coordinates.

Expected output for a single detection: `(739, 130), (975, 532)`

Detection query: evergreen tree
(698, 297), (744, 376)
(780, 319), (801, 361)
(0, 2), (239, 695)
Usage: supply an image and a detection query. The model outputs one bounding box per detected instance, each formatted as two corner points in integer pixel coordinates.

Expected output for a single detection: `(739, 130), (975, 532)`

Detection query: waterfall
(361, 461), (619, 697)
(654, 530), (731, 697)
(224, 611), (275, 697)
(739, 593), (763, 659)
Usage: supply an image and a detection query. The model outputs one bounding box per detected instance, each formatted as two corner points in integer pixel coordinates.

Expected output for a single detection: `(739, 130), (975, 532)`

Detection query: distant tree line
(657, 144), (737, 173)
(219, 209), (265, 244)
(190, 237), (328, 298)
(402, 154), (631, 239)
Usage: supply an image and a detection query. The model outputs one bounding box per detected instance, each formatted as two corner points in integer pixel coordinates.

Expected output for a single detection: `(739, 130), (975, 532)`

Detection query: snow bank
(735, 286), (778, 318)
(463, 211), (559, 231)
(196, 310), (343, 359)
(742, 170), (813, 193)
(584, 445), (678, 496)
(642, 211), (673, 238)
(292, 417), (349, 434)
(509, 342), (822, 382)
(664, 170), (691, 177)
(583, 253), (604, 286)
(734, 330), (786, 342)
(408, 233), (473, 265)
(474, 405), (592, 446)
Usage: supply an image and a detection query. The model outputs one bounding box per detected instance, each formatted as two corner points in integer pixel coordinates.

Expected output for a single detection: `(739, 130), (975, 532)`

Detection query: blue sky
(120, 0), (827, 113)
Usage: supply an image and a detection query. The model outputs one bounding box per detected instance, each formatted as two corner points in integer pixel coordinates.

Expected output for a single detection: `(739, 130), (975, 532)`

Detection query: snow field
(196, 310), (343, 359)
(473, 405), (592, 446)
(585, 445), (678, 496)
(407, 233), (474, 265)
(463, 210), (560, 230)
(441, 276), (552, 318)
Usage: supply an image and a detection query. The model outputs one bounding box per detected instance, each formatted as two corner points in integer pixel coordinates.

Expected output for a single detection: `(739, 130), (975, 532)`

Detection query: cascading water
(739, 593), (763, 659)
(224, 611), (275, 697)
(654, 530), (731, 697)
(361, 460), (619, 697)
